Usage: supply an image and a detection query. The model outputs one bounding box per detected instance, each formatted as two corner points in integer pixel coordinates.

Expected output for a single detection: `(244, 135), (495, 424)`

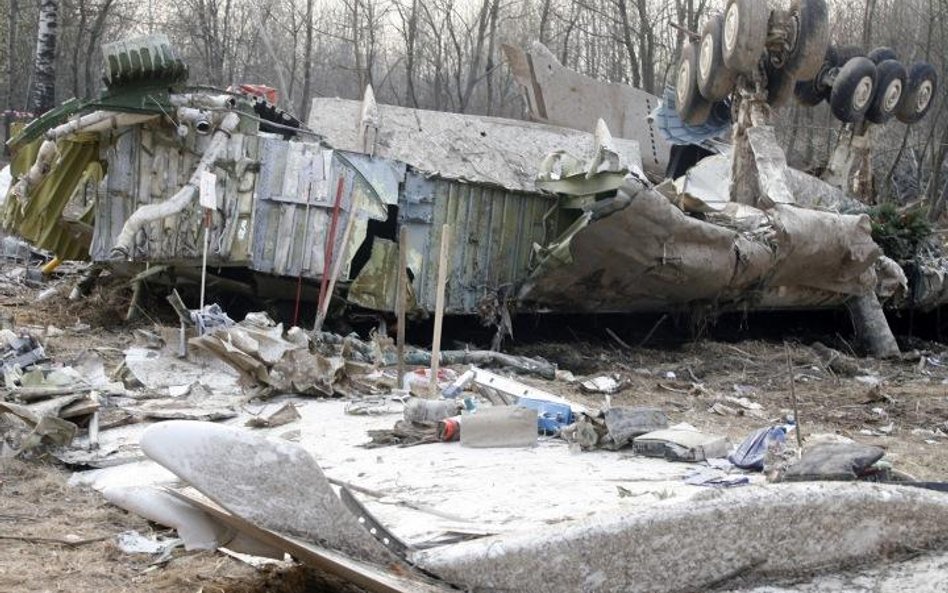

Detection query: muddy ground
(2, 268), (948, 592)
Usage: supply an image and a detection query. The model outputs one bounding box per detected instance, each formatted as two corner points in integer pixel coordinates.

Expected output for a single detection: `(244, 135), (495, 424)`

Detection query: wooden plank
(396, 226), (408, 388)
(273, 204), (297, 274)
(429, 224), (452, 396)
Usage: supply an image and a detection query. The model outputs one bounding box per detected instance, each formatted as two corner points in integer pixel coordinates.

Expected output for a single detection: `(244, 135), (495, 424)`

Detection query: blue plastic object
(651, 85), (731, 146)
(729, 426), (786, 471)
(517, 397), (573, 435)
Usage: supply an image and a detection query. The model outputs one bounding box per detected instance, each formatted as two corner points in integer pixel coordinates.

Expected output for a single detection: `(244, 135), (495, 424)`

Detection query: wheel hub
(699, 35), (713, 80)
(677, 62), (690, 106)
(853, 76), (874, 110)
(724, 4), (739, 52)
(916, 80), (934, 112)
(883, 80), (902, 112)
(786, 14), (801, 53)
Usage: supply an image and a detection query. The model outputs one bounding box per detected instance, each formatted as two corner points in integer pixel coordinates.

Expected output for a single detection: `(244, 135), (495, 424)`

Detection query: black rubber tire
(698, 14), (738, 101)
(794, 44), (839, 105)
(896, 62), (938, 124)
(783, 0), (830, 81)
(722, 0), (770, 76)
(866, 60), (907, 124)
(677, 41), (713, 125)
(767, 63), (796, 107)
(830, 57), (878, 123)
(828, 45), (866, 68)
(868, 47), (898, 64)
(251, 96), (303, 136)
(794, 78), (826, 105)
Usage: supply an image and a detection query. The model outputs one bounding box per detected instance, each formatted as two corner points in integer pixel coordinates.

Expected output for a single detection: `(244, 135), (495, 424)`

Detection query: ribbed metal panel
(403, 174), (555, 313)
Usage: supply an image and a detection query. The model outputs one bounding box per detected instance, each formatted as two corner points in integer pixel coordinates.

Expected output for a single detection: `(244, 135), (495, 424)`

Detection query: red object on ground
(316, 176), (346, 322)
(438, 417), (461, 442)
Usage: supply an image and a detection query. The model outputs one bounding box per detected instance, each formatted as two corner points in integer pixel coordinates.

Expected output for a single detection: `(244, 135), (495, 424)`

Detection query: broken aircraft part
(2, 33), (945, 332)
(140, 420), (399, 565)
(134, 418), (948, 593)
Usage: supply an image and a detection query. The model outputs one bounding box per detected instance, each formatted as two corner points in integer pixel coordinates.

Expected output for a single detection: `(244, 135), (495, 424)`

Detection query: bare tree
(4, 0), (18, 143)
(83, 0), (117, 99)
(300, 0), (314, 118)
(30, 0), (59, 115)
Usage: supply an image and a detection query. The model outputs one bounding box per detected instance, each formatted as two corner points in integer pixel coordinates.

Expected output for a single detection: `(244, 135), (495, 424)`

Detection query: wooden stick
(638, 313), (669, 348)
(429, 224), (451, 397)
(314, 207), (358, 332)
(0, 534), (111, 547)
(199, 207), (213, 313)
(785, 343), (804, 451)
(605, 327), (631, 350)
(88, 394), (100, 450)
(396, 226), (408, 390)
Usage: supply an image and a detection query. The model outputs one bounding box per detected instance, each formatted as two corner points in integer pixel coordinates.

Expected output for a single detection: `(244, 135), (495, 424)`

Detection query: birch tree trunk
(30, 0), (59, 115)
(4, 0), (17, 145)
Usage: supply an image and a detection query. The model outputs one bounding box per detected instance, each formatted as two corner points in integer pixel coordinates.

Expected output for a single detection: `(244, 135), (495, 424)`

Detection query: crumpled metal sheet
(502, 42), (670, 178)
(347, 239), (400, 312)
(670, 154), (867, 215)
(308, 96), (643, 194)
(190, 314), (348, 396)
(746, 126), (795, 208)
(520, 178), (880, 312)
(911, 260), (948, 310)
(268, 350), (344, 397)
(535, 119), (642, 197)
(2, 136), (100, 261)
(0, 397), (82, 451)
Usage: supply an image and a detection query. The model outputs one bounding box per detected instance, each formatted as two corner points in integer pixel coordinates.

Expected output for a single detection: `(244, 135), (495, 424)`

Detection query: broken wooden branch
(605, 328), (631, 350)
(311, 331), (556, 379)
(12, 385), (93, 402)
(785, 343), (804, 452)
(405, 350), (556, 380)
(0, 534), (111, 547)
(638, 314), (669, 348)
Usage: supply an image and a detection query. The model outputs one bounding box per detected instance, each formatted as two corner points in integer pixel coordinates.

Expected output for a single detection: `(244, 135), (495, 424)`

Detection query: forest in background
(2, 0), (948, 213)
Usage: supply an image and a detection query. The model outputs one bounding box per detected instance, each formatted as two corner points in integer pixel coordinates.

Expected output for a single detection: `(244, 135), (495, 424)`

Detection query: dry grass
(3, 268), (948, 591)
(0, 458), (332, 593)
(516, 338), (948, 480)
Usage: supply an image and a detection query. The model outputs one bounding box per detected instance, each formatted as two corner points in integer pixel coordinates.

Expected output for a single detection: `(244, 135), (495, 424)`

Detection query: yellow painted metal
(3, 134), (103, 261)
(40, 257), (63, 274)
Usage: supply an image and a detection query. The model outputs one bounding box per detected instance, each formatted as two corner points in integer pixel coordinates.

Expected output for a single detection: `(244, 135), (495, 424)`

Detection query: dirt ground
(3, 269), (948, 592)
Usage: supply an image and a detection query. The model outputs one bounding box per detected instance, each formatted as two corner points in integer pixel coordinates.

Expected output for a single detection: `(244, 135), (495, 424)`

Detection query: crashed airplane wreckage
(0, 19), (940, 357)
(6, 9), (948, 592)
